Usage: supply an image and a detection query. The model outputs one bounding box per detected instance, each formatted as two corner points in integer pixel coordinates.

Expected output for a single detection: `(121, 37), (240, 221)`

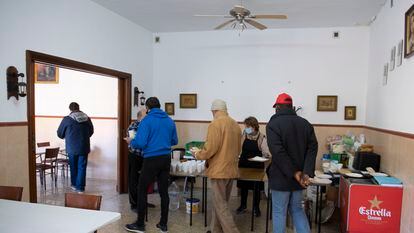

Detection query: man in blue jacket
(57, 102), (94, 193)
(125, 97), (178, 233)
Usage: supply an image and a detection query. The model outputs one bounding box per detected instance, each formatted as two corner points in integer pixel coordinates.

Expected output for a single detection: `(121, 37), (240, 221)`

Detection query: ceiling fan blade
(250, 14), (288, 19)
(214, 19), (236, 30)
(194, 14), (232, 18)
(245, 19), (267, 30)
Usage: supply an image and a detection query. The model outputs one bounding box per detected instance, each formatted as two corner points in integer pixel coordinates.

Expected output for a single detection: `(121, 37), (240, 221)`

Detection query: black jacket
(266, 108), (318, 191)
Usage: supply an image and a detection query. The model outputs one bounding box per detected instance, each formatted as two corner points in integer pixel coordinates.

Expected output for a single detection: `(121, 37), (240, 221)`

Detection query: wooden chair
(56, 151), (69, 178)
(0, 186), (23, 201)
(38, 147), (59, 190)
(36, 142), (50, 186)
(65, 193), (102, 233)
(37, 142), (50, 147)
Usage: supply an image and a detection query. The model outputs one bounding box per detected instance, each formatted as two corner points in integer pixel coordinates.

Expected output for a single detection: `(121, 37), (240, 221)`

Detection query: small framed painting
(404, 4), (414, 58)
(180, 94), (197, 109)
(165, 102), (175, 115)
(35, 63), (59, 83)
(344, 106), (357, 120)
(317, 95), (338, 112)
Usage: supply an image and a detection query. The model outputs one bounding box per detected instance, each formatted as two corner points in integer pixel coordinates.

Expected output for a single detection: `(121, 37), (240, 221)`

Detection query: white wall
(35, 68), (118, 117)
(366, 0), (414, 134)
(35, 68), (118, 180)
(0, 0), (153, 122)
(153, 27), (370, 124)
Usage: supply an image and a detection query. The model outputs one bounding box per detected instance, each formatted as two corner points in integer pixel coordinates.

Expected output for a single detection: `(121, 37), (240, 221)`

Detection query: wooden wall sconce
(7, 66), (26, 100)
(134, 86), (145, 106)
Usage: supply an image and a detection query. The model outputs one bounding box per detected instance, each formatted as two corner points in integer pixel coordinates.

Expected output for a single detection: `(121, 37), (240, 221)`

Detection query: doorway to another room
(26, 51), (131, 203)
(34, 66), (119, 204)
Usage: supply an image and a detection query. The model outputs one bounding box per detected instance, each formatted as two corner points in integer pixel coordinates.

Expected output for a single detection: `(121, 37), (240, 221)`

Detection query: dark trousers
(68, 154), (88, 191)
(137, 155), (171, 226)
(128, 152), (143, 208)
(240, 187), (261, 209)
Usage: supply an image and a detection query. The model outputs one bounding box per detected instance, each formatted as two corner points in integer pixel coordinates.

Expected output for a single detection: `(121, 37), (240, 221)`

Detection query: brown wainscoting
(365, 126), (414, 139)
(174, 119), (364, 127)
(0, 122), (28, 127)
(313, 124), (364, 128)
(35, 115), (118, 120)
(172, 119), (414, 139)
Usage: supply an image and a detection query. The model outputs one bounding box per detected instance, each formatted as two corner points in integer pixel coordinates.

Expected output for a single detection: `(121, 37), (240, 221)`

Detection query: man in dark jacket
(266, 93), (318, 233)
(57, 102), (94, 193)
(125, 97), (178, 233)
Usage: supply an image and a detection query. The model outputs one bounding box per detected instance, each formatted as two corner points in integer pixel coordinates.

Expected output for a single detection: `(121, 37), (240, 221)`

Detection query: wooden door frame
(26, 50), (131, 202)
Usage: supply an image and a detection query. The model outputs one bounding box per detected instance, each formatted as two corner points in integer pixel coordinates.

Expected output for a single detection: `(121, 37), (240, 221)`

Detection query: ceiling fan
(194, 4), (287, 31)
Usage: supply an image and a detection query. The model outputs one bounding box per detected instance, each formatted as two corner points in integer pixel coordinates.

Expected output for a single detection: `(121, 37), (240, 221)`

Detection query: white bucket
(186, 198), (200, 214)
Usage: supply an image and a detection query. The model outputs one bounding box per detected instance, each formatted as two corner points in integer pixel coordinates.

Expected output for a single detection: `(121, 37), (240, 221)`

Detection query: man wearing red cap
(266, 93), (318, 233)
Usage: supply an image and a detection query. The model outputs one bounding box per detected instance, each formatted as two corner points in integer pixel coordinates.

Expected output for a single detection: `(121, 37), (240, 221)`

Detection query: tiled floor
(37, 176), (340, 233)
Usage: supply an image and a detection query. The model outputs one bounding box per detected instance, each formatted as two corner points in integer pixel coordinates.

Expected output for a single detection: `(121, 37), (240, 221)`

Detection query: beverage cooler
(339, 176), (403, 233)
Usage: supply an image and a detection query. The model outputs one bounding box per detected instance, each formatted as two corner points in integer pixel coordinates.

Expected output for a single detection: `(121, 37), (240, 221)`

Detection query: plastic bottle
(168, 182), (180, 211)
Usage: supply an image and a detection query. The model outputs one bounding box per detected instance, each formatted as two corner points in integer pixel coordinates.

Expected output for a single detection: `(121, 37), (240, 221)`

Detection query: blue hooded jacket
(57, 111), (94, 155)
(130, 108), (178, 158)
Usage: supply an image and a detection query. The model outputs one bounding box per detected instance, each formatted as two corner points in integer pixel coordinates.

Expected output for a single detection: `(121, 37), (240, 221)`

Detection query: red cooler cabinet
(339, 176), (403, 233)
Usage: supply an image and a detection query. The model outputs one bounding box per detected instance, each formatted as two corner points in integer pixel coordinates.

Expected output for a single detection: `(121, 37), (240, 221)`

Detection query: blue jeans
(69, 154), (88, 191)
(271, 190), (310, 233)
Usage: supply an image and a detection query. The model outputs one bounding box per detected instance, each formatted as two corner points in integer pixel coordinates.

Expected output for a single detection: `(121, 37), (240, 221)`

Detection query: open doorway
(26, 51), (131, 203)
(34, 66), (119, 203)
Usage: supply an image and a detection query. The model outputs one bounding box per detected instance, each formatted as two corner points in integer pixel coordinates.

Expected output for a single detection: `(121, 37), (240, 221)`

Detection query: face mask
(244, 127), (253, 135)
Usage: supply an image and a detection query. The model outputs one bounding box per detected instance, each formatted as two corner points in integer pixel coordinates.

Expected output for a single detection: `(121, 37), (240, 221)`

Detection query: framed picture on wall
(180, 94), (197, 108)
(34, 63), (59, 83)
(404, 4), (414, 58)
(390, 46), (396, 71)
(344, 106), (357, 120)
(165, 102), (175, 115)
(397, 40), (403, 66)
(317, 95), (338, 112)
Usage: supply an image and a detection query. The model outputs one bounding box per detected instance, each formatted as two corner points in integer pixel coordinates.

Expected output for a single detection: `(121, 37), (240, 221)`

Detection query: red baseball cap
(273, 93), (293, 107)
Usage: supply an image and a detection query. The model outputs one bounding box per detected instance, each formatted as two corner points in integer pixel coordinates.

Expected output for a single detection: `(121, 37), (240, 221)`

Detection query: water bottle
(168, 182), (180, 211)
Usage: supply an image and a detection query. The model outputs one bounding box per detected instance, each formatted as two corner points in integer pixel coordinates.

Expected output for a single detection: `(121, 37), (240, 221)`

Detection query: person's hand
(301, 174), (311, 188)
(124, 137), (132, 144)
(294, 171), (303, 186)
(294, 171), (309, 188)
(190, 147), (201, 158)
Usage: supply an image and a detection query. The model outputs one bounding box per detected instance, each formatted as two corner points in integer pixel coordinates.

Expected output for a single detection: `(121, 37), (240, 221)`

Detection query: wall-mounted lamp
(134, 86), (145, 106)
(7, 66), (26, 100)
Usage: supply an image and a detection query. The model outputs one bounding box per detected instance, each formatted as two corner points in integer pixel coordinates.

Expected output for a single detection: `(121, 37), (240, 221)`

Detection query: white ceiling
(91, 0), (386, 32)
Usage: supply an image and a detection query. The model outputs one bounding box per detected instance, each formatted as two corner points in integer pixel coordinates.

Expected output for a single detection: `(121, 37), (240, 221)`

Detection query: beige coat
(195, 111), (242, 179)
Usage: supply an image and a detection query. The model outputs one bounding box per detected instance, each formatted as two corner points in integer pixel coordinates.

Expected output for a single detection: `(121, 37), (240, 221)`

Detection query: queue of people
(122, 93), (318, 233)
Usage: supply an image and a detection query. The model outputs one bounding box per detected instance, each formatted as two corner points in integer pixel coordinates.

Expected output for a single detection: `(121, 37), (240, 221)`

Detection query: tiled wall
(1, 121), (412, 232)
(364, 129), (414, 233)
(35, 117), (119, 180)
(175, 121), (413, 233)
(175, 121), (365, 168)
(0, 125), (30, 201)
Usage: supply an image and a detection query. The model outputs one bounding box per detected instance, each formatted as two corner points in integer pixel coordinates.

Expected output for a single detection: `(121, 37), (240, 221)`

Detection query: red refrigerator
(339, 176), (403, 233)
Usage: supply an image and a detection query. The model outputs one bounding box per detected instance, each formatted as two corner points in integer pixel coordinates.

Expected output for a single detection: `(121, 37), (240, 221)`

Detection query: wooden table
(238, 168), (266, 232)
(0, 199), (120, 233)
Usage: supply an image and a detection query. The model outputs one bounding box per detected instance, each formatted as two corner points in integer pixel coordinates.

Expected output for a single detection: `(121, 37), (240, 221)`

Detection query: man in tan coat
(193, 99), (242, 233)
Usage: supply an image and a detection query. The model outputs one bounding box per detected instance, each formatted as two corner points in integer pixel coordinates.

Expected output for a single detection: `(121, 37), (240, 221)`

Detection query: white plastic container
(186, 198), (200, 214)
(168, 182), (180, 211)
